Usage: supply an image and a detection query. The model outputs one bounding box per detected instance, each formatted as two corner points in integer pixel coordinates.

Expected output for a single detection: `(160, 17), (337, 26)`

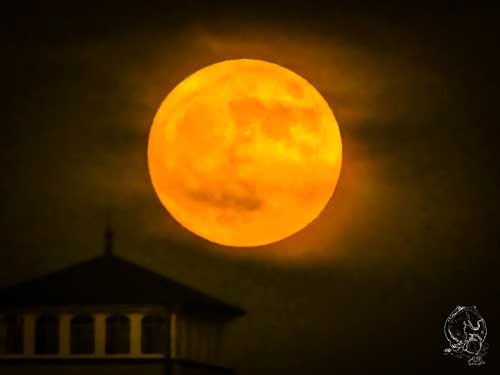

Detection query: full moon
(148, 59), (342, 247)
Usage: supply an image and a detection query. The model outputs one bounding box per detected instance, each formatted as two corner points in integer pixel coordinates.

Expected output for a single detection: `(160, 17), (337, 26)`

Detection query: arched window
(71, 315), (94, 354)
(35, 314), (59, 354)
(106, 315), (130, 354)
(0, 315), (24, 354)
(141, 315), (169, 354)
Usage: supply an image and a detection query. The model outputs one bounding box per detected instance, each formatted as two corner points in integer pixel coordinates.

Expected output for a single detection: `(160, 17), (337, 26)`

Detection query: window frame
(141, 314), (169, 354)
(35, 314), (60, 355)
(70, 314), (95, 354)
(105, 314), (130, 354)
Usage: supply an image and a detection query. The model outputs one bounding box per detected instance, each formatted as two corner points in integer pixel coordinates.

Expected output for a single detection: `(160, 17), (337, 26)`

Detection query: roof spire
(104, 210), (114, 257)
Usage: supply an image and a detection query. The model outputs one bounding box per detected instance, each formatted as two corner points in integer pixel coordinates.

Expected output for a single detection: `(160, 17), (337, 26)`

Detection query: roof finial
(104, 210), (114, 257)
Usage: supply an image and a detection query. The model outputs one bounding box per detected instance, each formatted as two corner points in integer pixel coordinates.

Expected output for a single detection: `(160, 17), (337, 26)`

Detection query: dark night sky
(1, 2), (499, 374)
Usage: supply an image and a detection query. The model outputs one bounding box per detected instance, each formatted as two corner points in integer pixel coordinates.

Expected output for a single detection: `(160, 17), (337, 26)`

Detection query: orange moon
(148, 59), (342, 247)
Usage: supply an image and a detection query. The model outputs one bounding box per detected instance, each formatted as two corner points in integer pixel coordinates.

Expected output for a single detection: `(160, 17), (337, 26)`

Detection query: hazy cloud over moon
(0, 7), (482, 264)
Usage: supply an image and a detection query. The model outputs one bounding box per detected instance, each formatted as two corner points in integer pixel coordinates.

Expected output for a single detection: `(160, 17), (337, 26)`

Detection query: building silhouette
(0, 228), (244, 374)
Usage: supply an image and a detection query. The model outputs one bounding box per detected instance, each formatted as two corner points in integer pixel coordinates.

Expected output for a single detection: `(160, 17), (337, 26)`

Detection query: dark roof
(0, 254), (244, 319)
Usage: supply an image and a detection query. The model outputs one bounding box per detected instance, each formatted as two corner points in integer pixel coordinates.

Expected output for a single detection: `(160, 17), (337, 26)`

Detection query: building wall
(0, 308), (170, 358)
(0, 361), (166, 375)
(0, 308), (233, 374)
(0, 360), (235, 375)
(172, 314), (223, 365)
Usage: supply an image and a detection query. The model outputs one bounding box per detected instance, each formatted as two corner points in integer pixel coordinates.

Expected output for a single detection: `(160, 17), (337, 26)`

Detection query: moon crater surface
(148, 59), (342, 247)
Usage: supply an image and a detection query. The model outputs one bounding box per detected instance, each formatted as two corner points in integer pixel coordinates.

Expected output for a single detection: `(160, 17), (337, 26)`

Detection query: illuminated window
(141, 315), (168, 354)
(106, 315), (130, 354)
(35, 314), (59, 354)
(0, 315), (24, 354)
(71, 315), (94, 354)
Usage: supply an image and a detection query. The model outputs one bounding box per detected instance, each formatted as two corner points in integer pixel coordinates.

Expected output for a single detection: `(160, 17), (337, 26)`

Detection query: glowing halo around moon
(148, 59), (342, 247)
